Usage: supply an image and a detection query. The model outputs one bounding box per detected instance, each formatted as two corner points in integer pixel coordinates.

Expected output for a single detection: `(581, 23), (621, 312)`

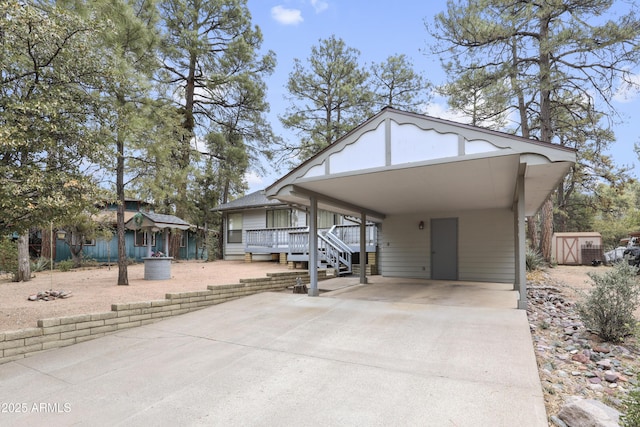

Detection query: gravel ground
(0, 260), (290, 332)
(527, 264), (640, 424)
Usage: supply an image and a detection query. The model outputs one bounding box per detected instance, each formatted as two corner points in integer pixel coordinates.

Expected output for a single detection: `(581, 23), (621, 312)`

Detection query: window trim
(134, 230), (156, 247)
(266, 208), (292, 228)
(227, 213), (243, 244)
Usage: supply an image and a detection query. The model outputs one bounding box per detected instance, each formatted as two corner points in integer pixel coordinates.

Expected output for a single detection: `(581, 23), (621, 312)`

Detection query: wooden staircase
(287, 229), (353, 275)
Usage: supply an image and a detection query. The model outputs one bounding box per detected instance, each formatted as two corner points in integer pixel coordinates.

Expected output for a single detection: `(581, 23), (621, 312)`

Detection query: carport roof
(266, 108), (576, 220)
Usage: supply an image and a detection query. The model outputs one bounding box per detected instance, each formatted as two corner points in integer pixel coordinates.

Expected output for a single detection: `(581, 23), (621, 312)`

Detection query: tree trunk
(170, 232), (181, 259)
(70, 244), (83, 268)
(116, 123), (129, 286)
(16, 232), (31, 282)
(526, 214), (538, 250)
(40, 227), (52, 260)
(537, 14), (554, 262)
(539, 198), (554, 262)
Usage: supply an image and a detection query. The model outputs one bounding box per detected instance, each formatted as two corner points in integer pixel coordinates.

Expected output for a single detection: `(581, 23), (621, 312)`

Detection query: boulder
(558, 396), (620, 427)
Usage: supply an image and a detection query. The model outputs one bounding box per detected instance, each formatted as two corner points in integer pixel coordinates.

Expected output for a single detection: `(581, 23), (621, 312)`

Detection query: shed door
(561, 237), (579, 265)
(431, 218), (458, 280)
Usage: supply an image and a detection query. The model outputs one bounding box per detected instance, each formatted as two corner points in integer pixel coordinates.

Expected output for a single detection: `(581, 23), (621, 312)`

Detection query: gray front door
(431, 218), (458, 280)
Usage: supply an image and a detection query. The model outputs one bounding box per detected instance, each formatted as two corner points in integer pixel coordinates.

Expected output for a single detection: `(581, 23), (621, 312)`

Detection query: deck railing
(245, 226), (308, 250)
(245, 224), (377, 253)
(330, 224), (377, 247)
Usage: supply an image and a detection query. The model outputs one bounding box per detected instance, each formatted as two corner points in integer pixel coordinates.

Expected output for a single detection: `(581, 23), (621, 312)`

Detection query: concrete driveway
(0, 278), (546, 426)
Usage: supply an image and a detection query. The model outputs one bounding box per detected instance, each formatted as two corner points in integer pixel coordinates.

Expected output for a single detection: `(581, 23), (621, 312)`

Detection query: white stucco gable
(270, 107), (575, 220)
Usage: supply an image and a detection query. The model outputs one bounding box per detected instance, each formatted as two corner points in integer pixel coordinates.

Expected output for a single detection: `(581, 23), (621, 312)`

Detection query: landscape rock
(558, 396), (620, 427)
(27, 290), (72, 302)
(572, 353), (590, 364)
(526, 272), (640, 424)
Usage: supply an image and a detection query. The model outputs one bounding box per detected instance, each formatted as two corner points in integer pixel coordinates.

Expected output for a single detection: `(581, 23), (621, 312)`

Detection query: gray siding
(458, 209), (514, 283)
(379, 208), (514, 283)
(378, 213), (430, 279)
(224, 209), (265, 260)
(223, 207), (307, 260)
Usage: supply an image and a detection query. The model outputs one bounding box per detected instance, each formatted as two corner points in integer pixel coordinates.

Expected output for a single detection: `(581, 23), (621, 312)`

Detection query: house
(54, 199), (200, 263)
(266, 107), (576, 308)
(212, 190), (377, 275)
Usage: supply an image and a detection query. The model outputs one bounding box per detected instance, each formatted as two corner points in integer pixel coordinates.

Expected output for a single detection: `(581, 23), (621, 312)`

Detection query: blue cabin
(54, 200), (201, 263)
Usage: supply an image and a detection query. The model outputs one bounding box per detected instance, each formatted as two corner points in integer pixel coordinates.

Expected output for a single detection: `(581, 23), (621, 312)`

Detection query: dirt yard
(0, 261), (605, 334)
(541, 264), (605, 293)
(0, 260), (291, 332)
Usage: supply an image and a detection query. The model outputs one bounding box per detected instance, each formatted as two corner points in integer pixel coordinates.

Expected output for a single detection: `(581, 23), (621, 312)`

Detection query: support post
(360, 212), (367, 284)
(515, 173), (527, 309)
(164, 229), (170, 256)
(146, 229), (152, 258)
(308, 196), (319, 296)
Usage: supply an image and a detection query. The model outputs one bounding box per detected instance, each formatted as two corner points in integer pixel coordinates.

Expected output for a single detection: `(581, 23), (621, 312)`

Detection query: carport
(266, 107), (576, 309)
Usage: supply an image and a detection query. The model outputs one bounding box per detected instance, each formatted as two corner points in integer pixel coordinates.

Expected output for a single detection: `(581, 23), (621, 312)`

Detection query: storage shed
(551, 232), (603, 265)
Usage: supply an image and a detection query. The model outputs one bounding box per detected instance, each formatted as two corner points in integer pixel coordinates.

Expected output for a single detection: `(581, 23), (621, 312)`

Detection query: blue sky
(244, 0), (640, 193)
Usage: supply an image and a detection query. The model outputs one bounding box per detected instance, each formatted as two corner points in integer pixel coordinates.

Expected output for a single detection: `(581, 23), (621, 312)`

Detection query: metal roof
(210, 190), (287, 212)
(125, 211), (192, 231)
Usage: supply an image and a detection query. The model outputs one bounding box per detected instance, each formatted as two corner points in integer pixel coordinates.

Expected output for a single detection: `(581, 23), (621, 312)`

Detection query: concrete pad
(0, 280), (546, 426)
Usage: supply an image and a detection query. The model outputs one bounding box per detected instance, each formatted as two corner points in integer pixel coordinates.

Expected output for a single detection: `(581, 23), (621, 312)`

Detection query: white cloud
(613, 74), (640, 103)
(310, 0), (328, 13)
(271, 5), (303, 25)
(245, 171), (264, 190)
(423, 101), (470, 124)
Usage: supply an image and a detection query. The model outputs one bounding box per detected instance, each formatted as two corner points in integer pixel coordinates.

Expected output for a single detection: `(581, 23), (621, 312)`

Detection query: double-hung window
(266, 209), (292, 228)
(227, 213), (243, 243)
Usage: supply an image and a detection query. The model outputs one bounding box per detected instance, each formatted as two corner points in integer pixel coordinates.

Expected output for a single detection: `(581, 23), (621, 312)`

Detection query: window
(227, 213), (243, 244)
(134, 230), (156, 247)
(317, 210), (337, 229)
(84, 238), (96, 246)
(266, 209), (292, 228)
(180, 232), (186, 248)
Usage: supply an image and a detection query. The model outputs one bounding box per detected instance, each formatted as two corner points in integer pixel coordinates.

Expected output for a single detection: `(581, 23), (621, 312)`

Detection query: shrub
(56, 260), (74, 272)
(526, 247), (545, 271)
(80, 257), (98, 268)
(576, 262), (640, 342)
(621, 374), (640, 427)
(0, 237), (18, 281)
(30, 257), (50, 272)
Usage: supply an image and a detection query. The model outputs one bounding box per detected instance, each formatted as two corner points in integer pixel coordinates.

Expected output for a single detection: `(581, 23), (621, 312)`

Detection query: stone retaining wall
(0, 270), (329, 365)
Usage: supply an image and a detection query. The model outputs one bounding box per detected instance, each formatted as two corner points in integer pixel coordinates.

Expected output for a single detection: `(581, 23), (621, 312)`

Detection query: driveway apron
(0, 279), (546, 426)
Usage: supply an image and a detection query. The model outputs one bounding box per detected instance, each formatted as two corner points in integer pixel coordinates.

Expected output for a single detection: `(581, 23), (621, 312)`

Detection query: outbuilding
(266, 107), (576, 309)
(551, 232), (603, 265)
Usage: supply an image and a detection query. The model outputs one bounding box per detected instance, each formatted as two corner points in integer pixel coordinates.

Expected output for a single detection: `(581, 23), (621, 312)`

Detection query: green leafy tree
(80, 0), (173, 284)
(58, 211), (98, 268)
(592, 180), (640, 248)
(158, 0), (276, 223)
(370, 54), (431, 112)
(554, 191), (595, 235)
(0, 237), (19, 282)
(280, 35), (372, 162)
(428, 0), (640, 260)
(0, 0), (110, 281)
(438, 67), (510, 129)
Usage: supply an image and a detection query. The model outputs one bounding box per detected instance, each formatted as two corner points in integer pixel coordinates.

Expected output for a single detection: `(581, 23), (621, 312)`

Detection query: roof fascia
(272, 184), (386, 221)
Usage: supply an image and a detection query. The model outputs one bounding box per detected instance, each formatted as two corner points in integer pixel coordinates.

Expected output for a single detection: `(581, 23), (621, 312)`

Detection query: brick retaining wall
(0, 270), (329, 365)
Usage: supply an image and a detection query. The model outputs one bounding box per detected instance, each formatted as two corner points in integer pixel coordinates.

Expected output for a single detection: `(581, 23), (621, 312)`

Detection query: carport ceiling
(293, 155), (520, 217)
